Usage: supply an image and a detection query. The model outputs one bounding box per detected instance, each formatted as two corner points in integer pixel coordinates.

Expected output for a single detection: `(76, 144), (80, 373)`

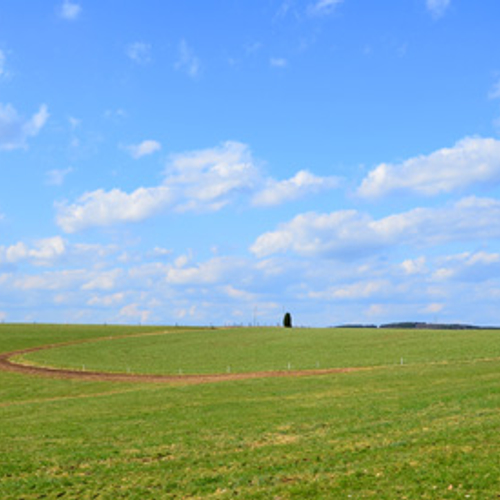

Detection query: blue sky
(2, 0), (500, 326)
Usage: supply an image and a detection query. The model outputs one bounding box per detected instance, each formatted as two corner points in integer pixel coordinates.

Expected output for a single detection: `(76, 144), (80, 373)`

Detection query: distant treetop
(283, 312), (292, 328)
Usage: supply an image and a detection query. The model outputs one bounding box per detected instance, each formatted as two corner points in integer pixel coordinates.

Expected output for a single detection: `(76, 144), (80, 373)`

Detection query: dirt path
(0, 332), (361, 385)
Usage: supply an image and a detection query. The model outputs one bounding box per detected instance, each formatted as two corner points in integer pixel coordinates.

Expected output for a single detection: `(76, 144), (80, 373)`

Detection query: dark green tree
(283, 312), (292, 328)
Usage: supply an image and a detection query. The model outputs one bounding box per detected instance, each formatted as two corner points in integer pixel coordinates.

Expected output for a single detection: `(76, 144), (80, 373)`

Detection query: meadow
(1, 323), (499, 499)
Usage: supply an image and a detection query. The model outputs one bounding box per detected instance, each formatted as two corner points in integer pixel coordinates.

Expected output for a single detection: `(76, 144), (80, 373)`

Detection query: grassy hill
(14, 325), (500, 375)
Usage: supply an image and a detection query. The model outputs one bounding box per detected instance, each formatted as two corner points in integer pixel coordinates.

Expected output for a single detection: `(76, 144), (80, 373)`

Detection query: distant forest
(336, 322), (498, 330)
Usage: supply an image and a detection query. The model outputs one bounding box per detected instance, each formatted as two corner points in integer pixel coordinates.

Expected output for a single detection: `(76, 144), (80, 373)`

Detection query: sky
(1, 0), (500, 327)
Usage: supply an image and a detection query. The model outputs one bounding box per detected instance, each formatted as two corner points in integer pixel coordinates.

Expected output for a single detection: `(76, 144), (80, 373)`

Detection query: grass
(1, 323), (500, 499)
(16, 326), (500, 374)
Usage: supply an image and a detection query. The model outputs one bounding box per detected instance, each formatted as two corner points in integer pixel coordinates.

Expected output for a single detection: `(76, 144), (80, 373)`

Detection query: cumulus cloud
(56, 141), (257, 232)
(308, 0), (344, 16)
(165, 256), (247, 286)
(309, 280), (390, 300)
(175, 40), (200, 78)
(87, 293), (125, 307)
(251, 210), (380, 258)
(11, 270), (86, 291)
(401, 256), (427, 275)
(432, 251), (500, 283)
(56, 186), (173, 233)
(164, 141), (260, 212)
(251, 196), (500, 259)
(422, 303), (444, 314)
(119, 303), (151, 323)
(253, 170), (339, 206)
(59, 0), (82, 20)
(221, 285), (257, 302)
(357, 137), (500, 198)
(125, 139), (161, 159)
(0, 103), (49, 151)
(56, 141), (340, 232)
(126, 42), (152, 64)
(0, 237), (66, 266)
(426, 0), (451, 18)
(82, 269), (123, 291)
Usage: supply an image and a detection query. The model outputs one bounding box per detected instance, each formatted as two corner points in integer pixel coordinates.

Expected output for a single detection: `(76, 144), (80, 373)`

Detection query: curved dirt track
(0, 332), (361, 385)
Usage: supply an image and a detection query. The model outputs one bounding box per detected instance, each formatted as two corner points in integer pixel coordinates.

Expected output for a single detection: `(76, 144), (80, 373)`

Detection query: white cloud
(29, 237), (66, 263)
(253, 170), (339, 206)
(0, 237), (66, 266)
(309, 280), (389, 300)
(270, 58), (288, 68)
(46, 167), (74, 186)
(422, 303), (445, 314)
(164, 141), (260, 212)
(365, 304), (386, 318)
(119, 303), (151, 323)
(401, 256), (427, 275)
(175, 40), (200, 78)
(251, 197), (500, 259)
(59, 0), (82, 20)
(358, 137), (500, 198)
(431, 251), (500, 283)
(150, 246), (173, 258)
(104, 108), (127, 121)
(165, 256), (246, 286)
(2, 242), (28, 263)
(125, 139), (161, 159)
(55, 141), (341, 232)
(174, 252), (191, 268)
(426, 0), (451, 19)
(126, 42), (152, 64)
(221, 285), (257, 302)
(174, 305), (198, 320)
(82, 269), (123, 291)
(56, 186), (173, 233)
(0, 311), (6, 322)
(251, 210), (379, 258)
(0, 103), (49, 151)
(55, 141), (257, 232)
(87, 293), (125, 307)
(12, 269), (86, 291)
(68, 116), (81, 130)
(308, 0), (344, 16)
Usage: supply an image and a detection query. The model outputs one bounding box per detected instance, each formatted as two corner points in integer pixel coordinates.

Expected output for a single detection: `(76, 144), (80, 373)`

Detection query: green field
(15, 326), (500, 375)
(1, 324), (499, 499)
